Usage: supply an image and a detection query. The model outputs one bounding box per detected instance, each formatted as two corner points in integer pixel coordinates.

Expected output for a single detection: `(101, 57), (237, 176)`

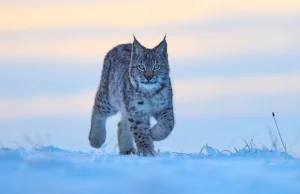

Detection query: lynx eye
(137, 65), (145, 71)
(153, 64), (161, 71)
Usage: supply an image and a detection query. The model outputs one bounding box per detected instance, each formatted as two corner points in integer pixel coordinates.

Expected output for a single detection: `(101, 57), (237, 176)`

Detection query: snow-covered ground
(0, 145), (299, 194)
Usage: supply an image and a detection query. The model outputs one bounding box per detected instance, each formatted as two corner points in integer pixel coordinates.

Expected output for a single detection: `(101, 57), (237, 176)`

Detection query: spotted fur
(88, 36), (175, 156)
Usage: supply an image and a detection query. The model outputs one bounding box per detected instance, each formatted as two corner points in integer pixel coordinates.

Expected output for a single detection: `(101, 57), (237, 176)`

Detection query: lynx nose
(145, 74), (154, 81)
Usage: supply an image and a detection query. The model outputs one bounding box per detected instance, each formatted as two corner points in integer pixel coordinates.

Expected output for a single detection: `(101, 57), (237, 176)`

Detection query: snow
(0, 145), (299, 194)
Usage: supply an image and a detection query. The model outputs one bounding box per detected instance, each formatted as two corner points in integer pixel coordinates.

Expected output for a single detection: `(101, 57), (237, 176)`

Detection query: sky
(0, 0), (300, 155)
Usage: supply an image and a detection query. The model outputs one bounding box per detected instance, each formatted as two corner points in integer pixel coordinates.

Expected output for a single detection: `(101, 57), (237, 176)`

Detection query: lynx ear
(132, 36), (145, 54)
(154, 35), (167, 55)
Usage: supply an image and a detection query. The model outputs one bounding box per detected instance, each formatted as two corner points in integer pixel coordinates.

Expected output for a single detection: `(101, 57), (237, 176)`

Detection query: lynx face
(130, 37), (169, 92)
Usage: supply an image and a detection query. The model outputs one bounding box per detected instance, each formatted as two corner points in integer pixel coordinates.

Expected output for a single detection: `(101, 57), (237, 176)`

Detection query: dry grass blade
(272, 112), (287, 153)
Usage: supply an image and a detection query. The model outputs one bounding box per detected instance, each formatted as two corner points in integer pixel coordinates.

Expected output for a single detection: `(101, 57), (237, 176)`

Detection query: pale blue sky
(0, 0), (299, 155)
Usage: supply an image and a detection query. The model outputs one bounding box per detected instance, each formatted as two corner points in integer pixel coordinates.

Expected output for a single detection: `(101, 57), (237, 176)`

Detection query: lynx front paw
(120, 148), (136, 155)
(88, 134), (104, 149)
(137, 147), (156, 157)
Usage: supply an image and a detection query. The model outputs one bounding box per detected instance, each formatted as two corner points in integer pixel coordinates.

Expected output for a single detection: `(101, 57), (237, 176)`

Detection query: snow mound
(0, 145), (299, 194)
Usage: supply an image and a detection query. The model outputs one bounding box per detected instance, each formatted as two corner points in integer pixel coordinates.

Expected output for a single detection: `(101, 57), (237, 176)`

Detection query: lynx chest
(136, 93), (168, 117)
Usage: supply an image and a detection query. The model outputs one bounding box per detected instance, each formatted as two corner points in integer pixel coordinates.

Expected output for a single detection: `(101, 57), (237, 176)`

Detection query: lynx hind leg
(89, 90), (117, 149)
(118, 118), (135, 155)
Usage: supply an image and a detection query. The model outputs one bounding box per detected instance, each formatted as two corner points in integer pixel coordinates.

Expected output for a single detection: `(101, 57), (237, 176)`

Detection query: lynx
(88, 36), (174, 156)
